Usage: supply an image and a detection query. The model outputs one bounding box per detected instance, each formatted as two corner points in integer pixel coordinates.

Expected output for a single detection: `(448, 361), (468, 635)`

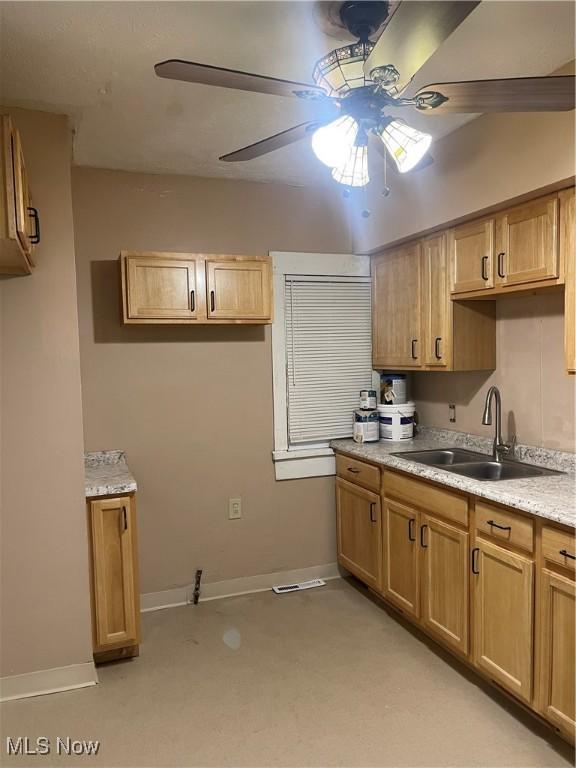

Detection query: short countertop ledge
(84, 450), (137, 498)
(331, 427), (576, 529)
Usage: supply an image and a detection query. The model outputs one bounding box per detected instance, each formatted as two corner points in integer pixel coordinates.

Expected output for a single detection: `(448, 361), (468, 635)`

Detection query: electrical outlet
(229, 497), (242, 520)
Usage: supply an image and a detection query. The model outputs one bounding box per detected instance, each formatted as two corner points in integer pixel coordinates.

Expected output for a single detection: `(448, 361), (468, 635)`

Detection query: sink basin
(445, 460), (561, 481)
(391, 447), (489, 466)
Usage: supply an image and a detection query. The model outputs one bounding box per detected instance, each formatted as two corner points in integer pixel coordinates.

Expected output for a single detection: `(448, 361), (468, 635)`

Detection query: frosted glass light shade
(311, 117), (358, 168)
(331, 145), (369, 187)
(378, 120), (432, 173)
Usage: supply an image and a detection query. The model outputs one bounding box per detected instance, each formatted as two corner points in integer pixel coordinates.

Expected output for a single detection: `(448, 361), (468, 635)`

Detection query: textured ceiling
(1, 1), (574, 187)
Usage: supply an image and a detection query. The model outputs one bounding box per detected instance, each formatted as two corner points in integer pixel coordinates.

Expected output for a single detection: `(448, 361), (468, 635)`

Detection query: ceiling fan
(155, 0), (575, 188)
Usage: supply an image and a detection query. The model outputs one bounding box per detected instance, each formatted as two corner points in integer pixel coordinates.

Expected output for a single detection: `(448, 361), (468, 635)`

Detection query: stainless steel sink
(391, 447), (489, 466)
(444, 460), (561, 481)
(392, 447), (562, 481)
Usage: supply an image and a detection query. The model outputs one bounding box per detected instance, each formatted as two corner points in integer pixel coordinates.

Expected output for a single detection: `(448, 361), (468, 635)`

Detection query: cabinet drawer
(336, 455), (380, 493)
(542, 525), (576, 574)
(383, 470), (468, 527)
(476, 502), (534, 554)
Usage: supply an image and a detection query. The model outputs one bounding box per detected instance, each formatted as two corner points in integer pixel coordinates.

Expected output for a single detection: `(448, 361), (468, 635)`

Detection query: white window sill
(272, 448), (335, 480)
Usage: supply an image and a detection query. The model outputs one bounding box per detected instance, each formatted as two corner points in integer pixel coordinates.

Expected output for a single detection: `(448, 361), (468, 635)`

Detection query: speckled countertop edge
(84, 450), (137, 498)
(331, 428), (576, 528)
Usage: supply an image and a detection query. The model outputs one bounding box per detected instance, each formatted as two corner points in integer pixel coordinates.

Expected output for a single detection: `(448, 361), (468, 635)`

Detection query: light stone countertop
(331, 428), (576, 528)
(84, 450), (137, 498)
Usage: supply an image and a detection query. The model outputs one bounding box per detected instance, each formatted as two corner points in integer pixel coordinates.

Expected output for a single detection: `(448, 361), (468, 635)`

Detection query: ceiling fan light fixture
(311, 116), (358, 168)
(313, 41), (375, 96)
(378, 119), (432, 173)
(331, 143), (369, 187)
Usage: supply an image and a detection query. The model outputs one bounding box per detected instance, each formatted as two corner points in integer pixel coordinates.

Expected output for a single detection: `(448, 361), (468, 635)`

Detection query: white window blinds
(285, 275), (373, 445)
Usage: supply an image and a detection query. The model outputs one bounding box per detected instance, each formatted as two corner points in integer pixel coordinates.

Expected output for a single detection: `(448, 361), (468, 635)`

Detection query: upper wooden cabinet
(120, 252), (272, 325)
(372, 242), (422, 368)
(561, 188), (576, 374)
(495, 195), (559, 287)
(206, 258), (272, 321)
(449, 218), (495, 294)
(373, 234), (495, 371)
(0, 115), (38, 276)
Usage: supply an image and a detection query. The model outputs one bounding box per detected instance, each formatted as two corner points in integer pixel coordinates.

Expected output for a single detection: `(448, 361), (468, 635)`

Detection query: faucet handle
(496, 435), (516, 460)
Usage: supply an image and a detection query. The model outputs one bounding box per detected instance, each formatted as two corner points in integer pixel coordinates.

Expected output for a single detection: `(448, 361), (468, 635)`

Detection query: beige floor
(1, 579), (573, 768)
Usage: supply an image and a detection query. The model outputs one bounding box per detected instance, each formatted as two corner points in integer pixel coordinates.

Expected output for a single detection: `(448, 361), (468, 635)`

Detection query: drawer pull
(559, 549), (576, 561)
(210, 290), (215, 312)
(420, 524), (428, 548)
(122, 506), (128, 532)
(408, 518), (416, 542)
(347, 467), (360, 474)
(190, 290), (195, 312)
(487, 519), (511, 532)
(481, 255), (489, 281)
(27, 207), (41, 245)
(497, 252), (506, 279)
(369, 502), (377, 523)
(471, 547), (480, 575)
(411, 339), (418, 360)
(434, 337), (442, 360)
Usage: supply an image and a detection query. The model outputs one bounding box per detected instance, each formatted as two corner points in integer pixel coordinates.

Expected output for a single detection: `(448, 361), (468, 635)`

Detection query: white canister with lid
(377, 402), (416, 440)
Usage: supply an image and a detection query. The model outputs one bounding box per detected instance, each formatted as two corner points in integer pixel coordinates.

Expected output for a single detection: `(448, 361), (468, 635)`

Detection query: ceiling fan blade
(155, 59), (327, 100)
(370, 134), (434, 175)
(364, 1), (480, 93)
(220, 122), (323, 162)
(414, 75), (576, 113)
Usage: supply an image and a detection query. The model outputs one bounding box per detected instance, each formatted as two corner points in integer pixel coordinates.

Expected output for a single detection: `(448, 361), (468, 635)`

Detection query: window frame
(271, 251), (373, 480)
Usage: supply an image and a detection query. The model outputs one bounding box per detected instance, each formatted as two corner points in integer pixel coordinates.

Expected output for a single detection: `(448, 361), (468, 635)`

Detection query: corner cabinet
(120, 251), (272, 325)
(1, 115), (39, 276)
(87, 495), (140, 662)
(373, 234), (495, 371)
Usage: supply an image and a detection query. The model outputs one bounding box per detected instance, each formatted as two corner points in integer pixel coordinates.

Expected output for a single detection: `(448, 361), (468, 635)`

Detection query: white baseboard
(0, 662), (98, 703)
(141, 562), (341, 613)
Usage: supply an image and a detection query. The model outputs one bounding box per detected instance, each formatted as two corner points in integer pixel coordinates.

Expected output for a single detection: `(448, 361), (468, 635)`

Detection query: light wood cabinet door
(206, 258), (272, 320)
(1, 116), (34, 275)
(472, 539), (534, 703)
(538, 569), (575, 737)
(89, 496), (139, 649)
(11, 128), (32, 257)
(495, 196), (558, 287)
(372, 242), (422, 368)
(422, 233), (449, 367)
(560, 188), (576, 373)
(449, 218), (495, 294)
(382, 498), (420, 618)
(421, 514), (469, 655)
(336, 478), (382, 591)
(123, 252), (203, 321)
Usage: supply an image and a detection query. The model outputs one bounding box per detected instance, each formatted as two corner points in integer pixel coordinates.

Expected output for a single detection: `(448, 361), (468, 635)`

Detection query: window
(271, 252), (375, 480)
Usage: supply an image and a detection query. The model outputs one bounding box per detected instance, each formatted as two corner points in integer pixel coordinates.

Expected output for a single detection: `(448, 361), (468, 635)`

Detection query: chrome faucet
(482, 386), (516, 461)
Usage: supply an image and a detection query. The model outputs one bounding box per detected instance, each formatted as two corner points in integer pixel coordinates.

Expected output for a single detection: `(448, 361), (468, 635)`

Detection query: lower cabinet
(87, 495), (140, 662)
(421, 514), (469, 655)
(538, 569), (576, 737)
(472, 538), (534, 703)
(382, 499), (420, 618)
(336, 478), (382, 592)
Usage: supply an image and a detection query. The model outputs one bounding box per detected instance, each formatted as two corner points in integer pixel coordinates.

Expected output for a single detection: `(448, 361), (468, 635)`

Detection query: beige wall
(72, 167), (352, 595)
(354, 108), (575, 253)
(413, 293), (576, 452)
(0, 109), (93, 677)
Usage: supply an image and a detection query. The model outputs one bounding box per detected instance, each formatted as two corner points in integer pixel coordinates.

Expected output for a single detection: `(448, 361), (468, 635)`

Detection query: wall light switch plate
(449, 404), (456, 423)
(229, 498), (242, 520)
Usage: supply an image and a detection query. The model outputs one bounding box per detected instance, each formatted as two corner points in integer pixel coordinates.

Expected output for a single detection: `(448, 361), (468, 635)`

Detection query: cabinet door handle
(121, 506), (128, 532)
(210, 290), (215, 313)
(481, 255), (489, 281)
(559, 549), (576, 561)
(408, 518), (416, 542)
(369, 502), (377, 523)
(411, 339), (418, 360)
(487, 519), (511, 532)
(471, 547), (480, 575)
(434, 337), (442, 360)
(420, 524), (428, 548)
(347, 467), (360, 474)
(497, 252), (506, 279)
(27, 206), (40, 245)
(190, 290), (195, 312)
